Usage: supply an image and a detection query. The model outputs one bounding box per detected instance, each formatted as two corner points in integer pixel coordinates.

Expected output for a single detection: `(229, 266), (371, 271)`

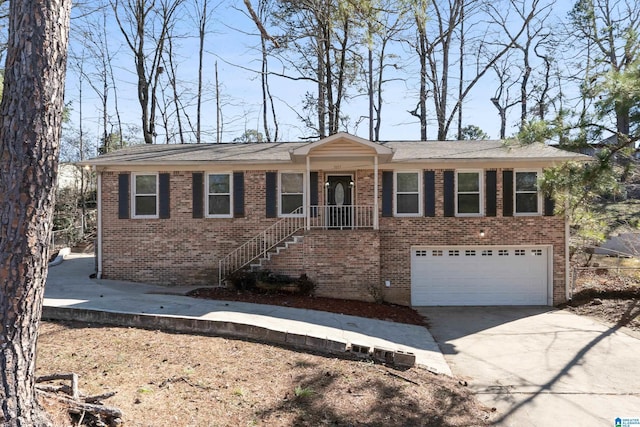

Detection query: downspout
(373, 156), (379, 230)
(565, 198), (571, 302)
(96, 169), (103, 279)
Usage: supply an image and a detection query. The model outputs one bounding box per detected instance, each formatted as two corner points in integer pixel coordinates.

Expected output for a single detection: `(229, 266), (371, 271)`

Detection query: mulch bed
(187, 287), (427, 326)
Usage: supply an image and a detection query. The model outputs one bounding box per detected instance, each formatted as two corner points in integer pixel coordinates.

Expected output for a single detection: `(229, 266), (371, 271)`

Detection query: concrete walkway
(44, 253), (451, 376)
(420, 307), (640, 427)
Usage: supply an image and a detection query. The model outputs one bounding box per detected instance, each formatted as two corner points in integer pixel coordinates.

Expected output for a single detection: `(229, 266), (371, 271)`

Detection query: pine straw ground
(37, 320), (492, 427)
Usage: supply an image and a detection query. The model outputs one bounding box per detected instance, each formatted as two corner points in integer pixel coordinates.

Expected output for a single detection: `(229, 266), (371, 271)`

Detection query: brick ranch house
(83, 132), (588, 307)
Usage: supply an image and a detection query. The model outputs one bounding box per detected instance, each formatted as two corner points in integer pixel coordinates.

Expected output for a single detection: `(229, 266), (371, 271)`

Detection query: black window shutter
(503, 170), (514, 217)
(159, 173), (170, 219)
(544, 195), (555, 216)
(310, 171), (318, 218)
(382, 171), (393, 217)
(233, 172), (245, 218)
(485, 170), (497, 217)
(443, 171), (455, 217)
(266, 172), (277, 218)
(192, 172), (204, 219)
(424, 170), (435, 217)
(118, 173), (130, 219)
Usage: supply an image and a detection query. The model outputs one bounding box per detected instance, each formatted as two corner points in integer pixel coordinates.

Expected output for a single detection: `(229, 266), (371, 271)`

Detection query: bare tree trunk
(108, 74), (123, 148)
(521, 61), (530, 126)
(165, 36), (185, 144)
(331, 18), (349, 135)
(409, 20), (428, 141)
(324, 22), (334, 136)
(0, 0), (71, 424)
(457, 2), (464, 140)
(491, 97), (508, 139)
(215, 61), (222, 143)
(260, 33), (273, 142)
(533, 40), (551, 121)
(78, 58), (87, 236)
(374, 45), (383, 142)
(368, 41), (374, 141)
(317, 32), (327, 139)
(197, 0), (207, 144)
(113, 0), (183, 145)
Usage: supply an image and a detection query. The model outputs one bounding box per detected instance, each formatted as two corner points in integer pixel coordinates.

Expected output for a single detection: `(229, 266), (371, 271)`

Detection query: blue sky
(64, 0), (574, 146)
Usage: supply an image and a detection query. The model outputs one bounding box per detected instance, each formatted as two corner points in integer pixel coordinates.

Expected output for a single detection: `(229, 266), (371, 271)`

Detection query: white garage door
(411, 246), (550, 306)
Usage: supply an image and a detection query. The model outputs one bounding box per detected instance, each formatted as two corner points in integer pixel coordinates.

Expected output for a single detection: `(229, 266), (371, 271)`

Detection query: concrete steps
(250, 235), (304, 271)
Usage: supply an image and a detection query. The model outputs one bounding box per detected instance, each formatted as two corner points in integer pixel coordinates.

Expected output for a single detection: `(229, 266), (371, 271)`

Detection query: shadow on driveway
(419, 306), (640, 427)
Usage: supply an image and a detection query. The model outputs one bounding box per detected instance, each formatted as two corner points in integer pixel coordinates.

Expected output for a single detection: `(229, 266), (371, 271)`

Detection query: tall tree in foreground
(0, 0), (71, 424)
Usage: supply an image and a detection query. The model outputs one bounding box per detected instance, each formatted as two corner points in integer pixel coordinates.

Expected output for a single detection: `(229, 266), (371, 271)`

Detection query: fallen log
(36, 372), (122, 426)
(37, 389), (123, 420)
(36, 372), (79, 399)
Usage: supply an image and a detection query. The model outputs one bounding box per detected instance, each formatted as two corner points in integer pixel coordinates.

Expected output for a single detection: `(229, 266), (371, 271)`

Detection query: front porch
(308, 205), (375, 229)
(218, 204), (377, 285)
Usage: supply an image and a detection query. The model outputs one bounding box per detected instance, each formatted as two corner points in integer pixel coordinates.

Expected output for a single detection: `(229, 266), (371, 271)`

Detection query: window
(432, 250), (443, 257)
(448, 250), (460, 256)
(132, 173), (158, 218)
(279, 172), (304, 216)
(498, 249), (509, 256)
(395, 172), (421, 215)
(207, 173), (232, 217)
(531, 249), (543, 256)
(515, 249), (526, 256)
(456, 171), (482, 216)
(481, 250), (493, 256)
(465, 250), (476, 256)
(415, 250), (428, 257)
(515, 171), (540, 215)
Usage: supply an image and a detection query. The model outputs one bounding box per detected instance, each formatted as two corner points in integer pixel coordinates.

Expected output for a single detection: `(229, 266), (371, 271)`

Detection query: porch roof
(82, 133), (589, 167)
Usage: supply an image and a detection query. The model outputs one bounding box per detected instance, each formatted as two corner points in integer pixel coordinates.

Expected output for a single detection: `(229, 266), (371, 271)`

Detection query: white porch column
(306, 156), (311, 230)
(373, 156), (379, 230)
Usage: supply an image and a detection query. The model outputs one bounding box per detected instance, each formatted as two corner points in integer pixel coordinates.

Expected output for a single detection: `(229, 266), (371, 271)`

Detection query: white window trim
(278, 171), (305, 217)
(394, 171), (422, 216)
(205, 172), (233, 218)
(131, 172), (159, 219)
(514, 169), (542, 216)
(455, 170), (484, 217)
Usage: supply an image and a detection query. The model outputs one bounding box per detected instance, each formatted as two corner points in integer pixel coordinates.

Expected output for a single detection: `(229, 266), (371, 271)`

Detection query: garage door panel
(411, 246), (549, 306)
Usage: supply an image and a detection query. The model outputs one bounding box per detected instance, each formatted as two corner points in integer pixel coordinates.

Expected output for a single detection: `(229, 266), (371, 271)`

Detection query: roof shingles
(84, 139), (587, 166)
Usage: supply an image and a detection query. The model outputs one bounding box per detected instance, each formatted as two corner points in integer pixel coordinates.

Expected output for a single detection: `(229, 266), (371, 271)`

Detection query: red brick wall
(377, 169), (565, 305)
(101, 170), (278, 286)
(100, 167), (566, 306)
(262, 230), (381, 301)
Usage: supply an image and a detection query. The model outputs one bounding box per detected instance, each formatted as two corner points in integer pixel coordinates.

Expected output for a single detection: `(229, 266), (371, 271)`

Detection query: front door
(326, 175), (353, 228)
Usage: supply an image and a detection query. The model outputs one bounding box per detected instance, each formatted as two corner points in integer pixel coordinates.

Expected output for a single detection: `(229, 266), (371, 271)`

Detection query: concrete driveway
(418, 307), (640, 427)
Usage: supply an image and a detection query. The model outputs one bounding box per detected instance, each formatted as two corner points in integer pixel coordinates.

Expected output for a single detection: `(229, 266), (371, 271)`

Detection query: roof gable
(290, 132), (393, 162)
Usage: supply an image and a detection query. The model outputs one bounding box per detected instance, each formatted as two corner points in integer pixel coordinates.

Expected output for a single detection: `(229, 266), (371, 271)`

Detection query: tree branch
(243, 0), (279, 48)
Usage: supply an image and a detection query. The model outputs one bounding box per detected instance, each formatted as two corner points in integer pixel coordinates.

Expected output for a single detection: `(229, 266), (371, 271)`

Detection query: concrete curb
(48, 247), (71, 267)
(42, 306), (416, 368)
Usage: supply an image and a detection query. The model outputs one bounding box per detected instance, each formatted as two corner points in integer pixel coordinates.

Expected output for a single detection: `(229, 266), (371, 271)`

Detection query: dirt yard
(564, 269), (640, 333)
(36, 266), (640, 425)
(37, 321), (491, 426)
